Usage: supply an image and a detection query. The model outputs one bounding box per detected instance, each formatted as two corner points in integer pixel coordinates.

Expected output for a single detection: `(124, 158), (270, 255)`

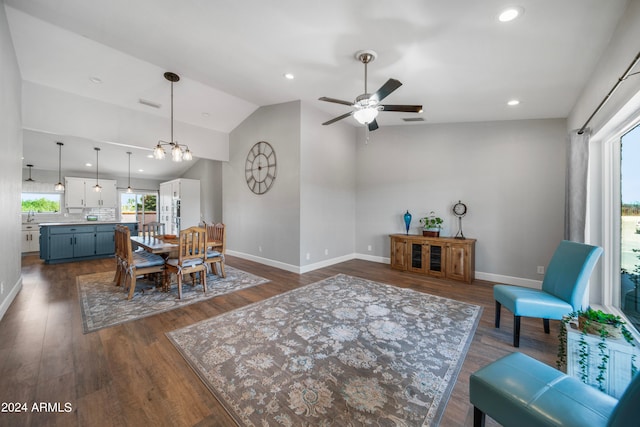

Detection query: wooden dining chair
(117, 225), (166, 300)
(113, 225), (127, 287)
(164, 226), (208, 299)
(142, 221), (165, 238)
(203, 222), (226, 278)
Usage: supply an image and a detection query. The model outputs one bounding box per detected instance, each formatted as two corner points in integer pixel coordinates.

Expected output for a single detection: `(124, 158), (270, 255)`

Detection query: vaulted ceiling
(5, 0), (629, 180)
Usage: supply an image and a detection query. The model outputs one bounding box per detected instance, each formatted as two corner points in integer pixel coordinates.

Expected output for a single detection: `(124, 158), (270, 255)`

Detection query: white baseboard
(226, 250), (542, 289)
(0, 276), (22, 322)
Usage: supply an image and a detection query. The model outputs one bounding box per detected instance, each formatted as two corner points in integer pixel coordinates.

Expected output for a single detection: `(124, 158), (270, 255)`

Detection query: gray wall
(181, 158), (223, 223)
(225, 101), (302, 268)
(355, 119), (567, 283)
(299, 102), (356, 269)
(0, 3), (23, 319)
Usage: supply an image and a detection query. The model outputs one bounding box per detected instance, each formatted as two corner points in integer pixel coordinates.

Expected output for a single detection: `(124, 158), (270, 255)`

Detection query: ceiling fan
(319, 50), (423, 131)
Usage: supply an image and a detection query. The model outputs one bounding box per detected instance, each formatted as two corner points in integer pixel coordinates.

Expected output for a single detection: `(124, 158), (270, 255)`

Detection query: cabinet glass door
(429, 244), (443, 272)
(410, 243), (423, 271)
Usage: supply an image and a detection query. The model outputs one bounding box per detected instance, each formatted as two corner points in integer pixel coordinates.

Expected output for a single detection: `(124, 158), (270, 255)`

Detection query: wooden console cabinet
(389, 234), (476, 283)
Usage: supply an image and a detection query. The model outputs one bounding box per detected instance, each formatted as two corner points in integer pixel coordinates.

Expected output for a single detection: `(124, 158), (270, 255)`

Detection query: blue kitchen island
(39, 221), (138, 264)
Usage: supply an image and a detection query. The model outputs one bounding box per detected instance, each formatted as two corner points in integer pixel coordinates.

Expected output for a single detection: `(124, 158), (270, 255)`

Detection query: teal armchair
(494, 240), (603, 347)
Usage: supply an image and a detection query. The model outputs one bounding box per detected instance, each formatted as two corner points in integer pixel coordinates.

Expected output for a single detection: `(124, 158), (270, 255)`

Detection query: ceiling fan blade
(322, 111), (354, 126)
(370, 78), (402, 102)
(318, 96), (354, 106)
(368, 119), (379, 132)
(380, 105), (423, 113)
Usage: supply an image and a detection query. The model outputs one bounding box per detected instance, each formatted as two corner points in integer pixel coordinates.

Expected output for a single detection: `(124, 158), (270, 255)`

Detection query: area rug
(78, 266), (269, 333)
(166, 274), (482, 426)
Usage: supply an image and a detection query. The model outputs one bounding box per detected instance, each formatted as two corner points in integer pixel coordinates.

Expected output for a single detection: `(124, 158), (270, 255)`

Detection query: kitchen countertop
(38, 220), (137, 226)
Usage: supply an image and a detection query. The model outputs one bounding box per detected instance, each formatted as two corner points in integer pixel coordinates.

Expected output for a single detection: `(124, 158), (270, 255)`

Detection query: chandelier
(153, 72), (193, 162)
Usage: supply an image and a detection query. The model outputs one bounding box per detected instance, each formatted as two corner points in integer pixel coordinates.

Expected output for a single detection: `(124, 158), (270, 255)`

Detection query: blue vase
(403, 210), (412, 235)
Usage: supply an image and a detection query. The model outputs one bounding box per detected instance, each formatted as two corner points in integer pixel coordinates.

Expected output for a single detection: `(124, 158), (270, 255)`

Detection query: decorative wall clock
(453, 200), (467, 239)
(245, 141), (277, 194)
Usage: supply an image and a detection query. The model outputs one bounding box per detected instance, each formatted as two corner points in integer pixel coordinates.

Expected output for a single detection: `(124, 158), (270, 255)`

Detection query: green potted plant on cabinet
(557, 308), (636, 393)
(419, 211), (444, 237)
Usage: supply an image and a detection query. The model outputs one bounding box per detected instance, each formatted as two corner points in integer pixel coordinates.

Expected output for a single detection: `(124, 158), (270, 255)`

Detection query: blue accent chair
(470, 352), (640, 427)
(494, 240), (603, 347)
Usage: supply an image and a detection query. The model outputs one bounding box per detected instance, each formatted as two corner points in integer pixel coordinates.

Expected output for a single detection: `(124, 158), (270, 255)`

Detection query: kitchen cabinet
(389, 234), (476, 283)
(47, 226), (96, 260)
(95, 224), (117, 255)
(21, 224), (41, 253)
(40, 222), (137, 264)
(65, 177), (117, 208)
(159, 178), (200, 235)
(85, 180), (117, 208)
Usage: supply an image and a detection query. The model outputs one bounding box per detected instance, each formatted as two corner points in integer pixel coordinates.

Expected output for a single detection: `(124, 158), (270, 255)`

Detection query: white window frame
(591, 92), (640, 330)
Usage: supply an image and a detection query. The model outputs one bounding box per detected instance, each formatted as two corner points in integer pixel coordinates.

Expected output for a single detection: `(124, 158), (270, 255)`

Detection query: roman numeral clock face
(245, 141), (277, 194)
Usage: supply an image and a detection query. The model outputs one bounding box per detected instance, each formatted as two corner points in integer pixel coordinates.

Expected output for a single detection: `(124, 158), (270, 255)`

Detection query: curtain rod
(577, 51), (640, 135)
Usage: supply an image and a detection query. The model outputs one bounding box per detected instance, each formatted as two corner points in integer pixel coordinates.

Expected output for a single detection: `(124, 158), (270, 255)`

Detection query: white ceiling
(5, 0), (629, 180)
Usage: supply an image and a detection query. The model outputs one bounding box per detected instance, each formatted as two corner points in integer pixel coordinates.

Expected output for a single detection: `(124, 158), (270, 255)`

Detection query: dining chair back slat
(142, 221), (165, 238)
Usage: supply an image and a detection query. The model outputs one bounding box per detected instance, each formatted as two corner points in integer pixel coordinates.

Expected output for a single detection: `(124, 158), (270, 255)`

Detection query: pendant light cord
(170, 79), (174, 144)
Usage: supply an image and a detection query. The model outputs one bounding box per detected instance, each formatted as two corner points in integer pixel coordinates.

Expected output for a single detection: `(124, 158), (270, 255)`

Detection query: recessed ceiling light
(147, 154), (153, 159)
(85, 162), (92, 167)
(498, 6), (524, 22)
(138, 169), (144, 172)
(201, 112), (210, 118)
(507, 99), (520, 106)
(283, 73), (295, 80)
(89, 76), (102, 84)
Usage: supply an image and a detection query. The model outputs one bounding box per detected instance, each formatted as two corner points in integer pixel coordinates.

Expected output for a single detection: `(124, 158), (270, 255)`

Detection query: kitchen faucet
(26, 210), (35, 223)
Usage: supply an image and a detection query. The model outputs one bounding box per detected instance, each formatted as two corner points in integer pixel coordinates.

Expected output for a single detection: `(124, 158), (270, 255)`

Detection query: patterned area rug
(166, 274), (482, 426)
(78, 266), (269, 333)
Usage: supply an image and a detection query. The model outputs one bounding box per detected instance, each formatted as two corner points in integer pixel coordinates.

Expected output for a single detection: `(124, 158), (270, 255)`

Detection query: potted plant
(557, 308), (636, 392)
(419, 211), (444, 237)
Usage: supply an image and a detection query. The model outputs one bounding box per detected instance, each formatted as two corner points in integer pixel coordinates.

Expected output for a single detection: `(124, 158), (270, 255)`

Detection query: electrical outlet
(1, 282), (4, 294)
(306, 252), (311, 260)
(258, 246), (262, 252)
(324, 249), (329, 256)
(537, 266), (545, 274)
(367, 245), (372, 251)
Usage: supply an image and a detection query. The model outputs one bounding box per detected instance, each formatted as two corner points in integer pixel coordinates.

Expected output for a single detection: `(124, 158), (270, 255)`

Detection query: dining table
(130, 235), (179, 254)
(131, 234), (223, 254)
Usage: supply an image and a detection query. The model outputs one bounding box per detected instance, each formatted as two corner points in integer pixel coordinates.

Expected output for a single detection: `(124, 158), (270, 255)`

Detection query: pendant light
(126, 151), (133, 193)
(54, 142), (65, 191)
(93, 147), (102, 192)
(153, 72), (193, 162)
(25, 164), (35, 182)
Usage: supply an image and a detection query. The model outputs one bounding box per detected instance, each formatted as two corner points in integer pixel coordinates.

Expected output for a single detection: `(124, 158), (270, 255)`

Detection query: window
(620, 124), (640, 331)
(119, 190), (158, 231)
(21, 192), (61, 213)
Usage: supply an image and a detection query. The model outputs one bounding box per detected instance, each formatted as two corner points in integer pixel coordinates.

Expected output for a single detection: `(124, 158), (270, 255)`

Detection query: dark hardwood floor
(0, 254), (559, 426)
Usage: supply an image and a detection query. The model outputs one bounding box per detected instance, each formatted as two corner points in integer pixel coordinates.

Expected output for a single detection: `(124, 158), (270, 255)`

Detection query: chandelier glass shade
(153, 72), (193, 162)
(54, 142), (65, 191)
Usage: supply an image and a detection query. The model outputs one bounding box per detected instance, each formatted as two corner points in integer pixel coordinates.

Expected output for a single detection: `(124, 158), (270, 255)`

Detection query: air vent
(139, 98), (161, 109)
(402, 117), (425, 122)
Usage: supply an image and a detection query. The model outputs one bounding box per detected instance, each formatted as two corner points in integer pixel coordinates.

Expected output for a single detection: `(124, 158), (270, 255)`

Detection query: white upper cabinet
(65, 177), (117, 208)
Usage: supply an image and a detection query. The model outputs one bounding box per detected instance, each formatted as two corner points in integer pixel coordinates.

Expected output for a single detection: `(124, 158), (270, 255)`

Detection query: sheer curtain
(564, 130), (590, 243)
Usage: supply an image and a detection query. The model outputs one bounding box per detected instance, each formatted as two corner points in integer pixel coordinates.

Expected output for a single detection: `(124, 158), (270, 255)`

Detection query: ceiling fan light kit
(153, 72), (194, 162)
(319, 50), (422, 131)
